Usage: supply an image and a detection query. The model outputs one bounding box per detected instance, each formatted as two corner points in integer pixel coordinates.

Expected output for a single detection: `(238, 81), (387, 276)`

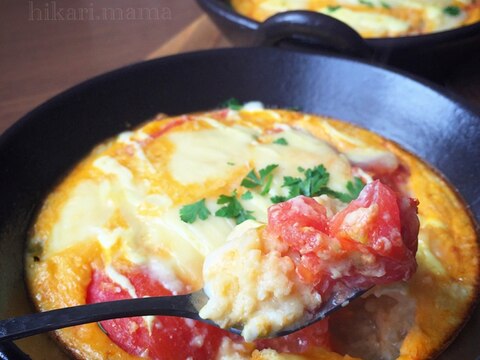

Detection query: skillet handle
(256, 11), (372, 59)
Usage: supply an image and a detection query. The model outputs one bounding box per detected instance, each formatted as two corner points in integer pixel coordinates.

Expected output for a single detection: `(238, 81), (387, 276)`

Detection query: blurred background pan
(197, 0), (480, 81)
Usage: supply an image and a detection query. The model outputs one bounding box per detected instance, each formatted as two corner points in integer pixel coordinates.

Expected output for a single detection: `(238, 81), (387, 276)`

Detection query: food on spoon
(200, 180), (419, 341)
(26, 105), (479, 359)
(231, 0), (480, 38)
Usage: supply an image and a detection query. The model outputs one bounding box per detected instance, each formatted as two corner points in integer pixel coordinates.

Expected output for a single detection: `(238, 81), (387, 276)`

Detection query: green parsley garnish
(346, 177), (365, 200)
(241, 164), (279, 195)
(380, 1), (391, 9)
(241, 191), (253, 200)
(271, 165), (364, 203)
(323, 177), (365, 203)
(359, 0), (374, 7)
(287, 165), (330, 198)
(443, 5), (461, 16)
(221, 98), (243, 110)
(215, 191), (255, 224)
(271, 195), (287, 204)
(327, 5), (341, 12)
(273, 137), (288, 146)
(179, 199), (211, 223)
(260, 173), (274, 195)
(259, 164), (279, 176)
(241, 170), (262, 188)
(227, 161), (235, 166)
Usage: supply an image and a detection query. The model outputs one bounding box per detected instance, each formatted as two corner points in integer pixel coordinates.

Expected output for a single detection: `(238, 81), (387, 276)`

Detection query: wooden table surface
(1, 0), (479, 135)
(0, 0), (228, 134)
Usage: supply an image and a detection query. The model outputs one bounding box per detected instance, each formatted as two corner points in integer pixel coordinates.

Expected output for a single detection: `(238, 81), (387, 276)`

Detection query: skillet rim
(2, 46), (480, 146)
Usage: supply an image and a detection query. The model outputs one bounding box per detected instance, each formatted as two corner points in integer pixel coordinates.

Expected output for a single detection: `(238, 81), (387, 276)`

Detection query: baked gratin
(26, 104), (479, 359)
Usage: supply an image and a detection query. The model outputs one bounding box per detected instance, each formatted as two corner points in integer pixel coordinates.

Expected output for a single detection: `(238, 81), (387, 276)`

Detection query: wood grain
(147, 14), (231, 59)
(0, 0), (206, 134)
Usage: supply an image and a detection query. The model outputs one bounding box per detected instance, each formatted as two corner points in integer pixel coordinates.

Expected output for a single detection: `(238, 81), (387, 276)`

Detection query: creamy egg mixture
(231, 0), (480, 37)
(26, 106), (479, 359)
(200, 219), (323, 342)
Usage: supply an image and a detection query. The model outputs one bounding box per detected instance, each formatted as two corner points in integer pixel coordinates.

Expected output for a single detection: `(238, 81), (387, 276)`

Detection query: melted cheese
(47, 180), (115, 255)
(167, 127), (254, 185)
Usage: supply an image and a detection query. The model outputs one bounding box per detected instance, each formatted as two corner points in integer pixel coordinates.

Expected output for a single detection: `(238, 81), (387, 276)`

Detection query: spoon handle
(0, 294), (203, 342)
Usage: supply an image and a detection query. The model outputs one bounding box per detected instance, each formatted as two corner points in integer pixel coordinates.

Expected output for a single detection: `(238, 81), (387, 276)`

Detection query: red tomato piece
(267, 195), (331, 253)
(267, 196), (342, 285)
(87, 266), (230, 360)
(329, 180), (417, 285)
(267, 180), (418, 291)
(330, 180), (416, 258)
(330, 180), (403, 256)
(397, 196), (420, 254)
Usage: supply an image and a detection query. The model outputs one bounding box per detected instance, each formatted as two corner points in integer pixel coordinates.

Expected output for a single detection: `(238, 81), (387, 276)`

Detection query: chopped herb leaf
(327, 5), (341, 12)
(347, 177), (365, 199)
(281, 165), (330, 198)
(227, 161), (235, 166)
(241, 191), (253, 200)
(241, 169), (262, 188)
(273, 137), (288, 146)
(282, 176), (302, 198)
(259, 164), (279, 180)
(215, 191), (255, 224)
(261, 174), (274, 195)
(323, 177), (365, 203)
(221, 98), (243, 110)
(271, 195), (287, 204)
(180, 199), (211, 223)
(241, 164), (279, 192)
(302, 166), (330, 196)
(279, 165), (364, 203)
(359, 0), (374, 7)
(217, 192), (236, 205)
(443, 5), (460, 16)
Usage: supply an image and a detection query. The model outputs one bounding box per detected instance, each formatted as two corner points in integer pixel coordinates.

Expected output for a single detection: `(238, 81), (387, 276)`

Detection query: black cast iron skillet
(0, 47), (479, 359)
(196, 0), (480, 81)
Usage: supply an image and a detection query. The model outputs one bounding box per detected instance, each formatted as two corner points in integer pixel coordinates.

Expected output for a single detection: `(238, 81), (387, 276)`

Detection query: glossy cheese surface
(26, 108), (479, 359)
(231, 0), (480, 37)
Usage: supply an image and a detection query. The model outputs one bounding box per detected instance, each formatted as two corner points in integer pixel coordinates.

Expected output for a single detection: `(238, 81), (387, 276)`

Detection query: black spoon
(0, 286), (367, 342)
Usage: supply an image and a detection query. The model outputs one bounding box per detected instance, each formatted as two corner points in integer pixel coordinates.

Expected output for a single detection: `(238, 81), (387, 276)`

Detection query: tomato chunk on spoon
(267, 180), (419, 290)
